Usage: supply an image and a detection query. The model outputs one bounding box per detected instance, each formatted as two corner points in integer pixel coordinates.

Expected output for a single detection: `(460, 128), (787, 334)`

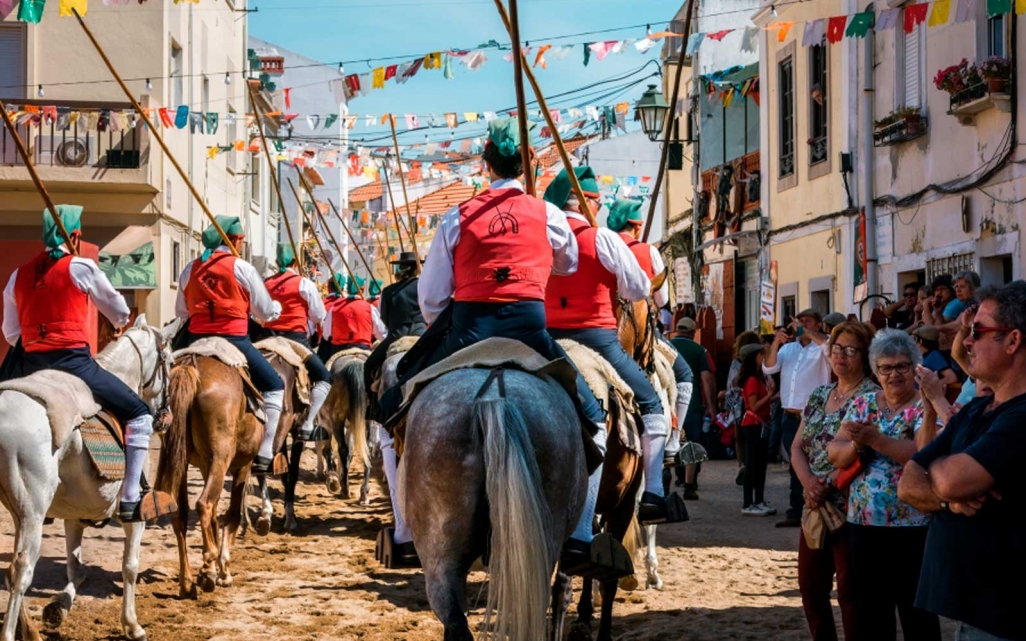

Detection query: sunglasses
(830, 345), (861, 357)
(970, 322), (1015, 340)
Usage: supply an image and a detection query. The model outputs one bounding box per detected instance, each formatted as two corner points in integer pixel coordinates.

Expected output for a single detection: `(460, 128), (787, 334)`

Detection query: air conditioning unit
(35, 134), (98, 168)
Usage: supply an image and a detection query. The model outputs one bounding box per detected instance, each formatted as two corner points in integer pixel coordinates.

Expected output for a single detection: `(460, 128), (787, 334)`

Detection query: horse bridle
(124, 326), (174, 416)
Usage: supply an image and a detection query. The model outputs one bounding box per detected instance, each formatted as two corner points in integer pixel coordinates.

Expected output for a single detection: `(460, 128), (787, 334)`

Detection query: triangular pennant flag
(827, 16), (848, 43)
(307, 115), (320, 130)
(955, 0), (976, 22)
(929, 0), (952, 24)
(803, 19), (826, 46)
(706, 29), (733, 41)
(324, 113), (338, 129)
(685, 33), (705, 55)
(284, 88), (291, 109)
(18, 0), (46, 22)
(846, 11), (874, 37)
(1017, 0), (1026, 13)
(988, 0), (1011, 14)
(59, 0), (87, 17)
(0, 0), (15, 19)
(876, 7), (901, 29)
(776, 21), (796, 42)
(904, 3), (929, 32)
(740, 27), (759, 53)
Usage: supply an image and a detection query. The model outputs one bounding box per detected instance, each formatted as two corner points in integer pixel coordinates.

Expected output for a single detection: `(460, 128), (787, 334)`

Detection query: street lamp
(635, 84), (670, 142)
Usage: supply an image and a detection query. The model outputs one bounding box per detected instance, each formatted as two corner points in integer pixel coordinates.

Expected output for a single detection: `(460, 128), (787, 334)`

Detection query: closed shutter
(904, 25), (921, 108)
(0, 26), (26, 100)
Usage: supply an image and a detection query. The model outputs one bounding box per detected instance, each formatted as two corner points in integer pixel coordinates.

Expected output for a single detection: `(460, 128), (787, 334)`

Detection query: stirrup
(119, 491), (178, 523)
(376, 527), (420, 569)
(298, 425), (330, 442)
(560, 534), (634, 581)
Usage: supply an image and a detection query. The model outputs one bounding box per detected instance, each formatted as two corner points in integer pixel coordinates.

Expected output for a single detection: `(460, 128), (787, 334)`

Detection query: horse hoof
(359, 492), (371, 507)
(42, 601), (68, 629)
(216, 574), (233, 588)
(125, 624), (147, 641)
(198, 573), (217, 593)
(180, 583), (198, 600)
(619, 575), (639, 592)
(568, 621), (593, 641)
(325, 474), (342, 495)
(254, 518), (271, 537)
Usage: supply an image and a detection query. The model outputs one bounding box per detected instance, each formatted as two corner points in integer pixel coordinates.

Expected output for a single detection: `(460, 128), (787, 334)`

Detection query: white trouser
(378, 425), (412, 545)
(121, 415), (154, 504)
(641, 414), (669, 496)
(258, 390), (285, 460)
(570, 421), (607, 542)
(299, 381), (332, 436)
(666, 381), (694, 456)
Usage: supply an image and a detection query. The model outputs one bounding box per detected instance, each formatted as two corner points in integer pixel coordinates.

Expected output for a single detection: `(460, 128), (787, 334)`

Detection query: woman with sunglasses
(827, 329), (941, 641)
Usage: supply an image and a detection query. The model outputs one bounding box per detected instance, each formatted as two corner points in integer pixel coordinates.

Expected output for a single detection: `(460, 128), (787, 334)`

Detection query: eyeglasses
(877, 362), (913, 377)
(830, 345), (861, 357)
(971, 322), (1015, 340)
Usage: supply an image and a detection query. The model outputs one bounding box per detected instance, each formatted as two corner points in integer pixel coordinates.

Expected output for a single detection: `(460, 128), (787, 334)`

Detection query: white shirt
(175, 247), (281, 325)
(2, 247), (131, 346)
(762, 339), (832, 411)
(418, 178), (579, 324)
(649, 246), (669, 309)
(321, 298), (386, 341)
(566, 211), (650, 301)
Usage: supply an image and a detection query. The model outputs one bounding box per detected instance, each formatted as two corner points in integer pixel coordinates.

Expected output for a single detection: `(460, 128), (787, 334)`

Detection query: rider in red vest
(263, 243), (333, 442)
(543, 169), (683, 529)
(319, 275), (385, 363)
(378, 118), (611, 570)
(606, 199), (700, 500)
(175, 216), (284, 476)
(1, 206), (155, 522)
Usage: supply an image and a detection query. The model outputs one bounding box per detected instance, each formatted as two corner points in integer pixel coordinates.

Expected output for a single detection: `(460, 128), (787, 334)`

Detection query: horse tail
(156, 361), (199, 496)
(623, 512), (642, 561)
(476, 392), (552, 641)
(339, 359), (369, 469)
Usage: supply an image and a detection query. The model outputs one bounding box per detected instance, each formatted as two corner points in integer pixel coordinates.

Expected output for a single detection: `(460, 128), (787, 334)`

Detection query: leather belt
(784, 409), (803, 417)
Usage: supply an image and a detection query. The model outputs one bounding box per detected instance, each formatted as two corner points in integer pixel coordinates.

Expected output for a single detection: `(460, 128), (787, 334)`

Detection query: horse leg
(338, 427), (352, 499)
(322, 439), (342, 496)
(595, 579), (619, 641)
(568, 578), (594, 641)
(253, 475), (272, 537)
(423, 563), (473, 641)
(119, 522), (147, 640)
(550, 570), (573, 641)
(218, 470), (248, 588)
(359, 427), (372, 506)
(2, 514), (44, 641)
(644, 524), (664, 590)
(284, 437), (304, 533)
(195, 460), (228, 593)
(171, 479), (196, 599)
(42, 520), (87, 630)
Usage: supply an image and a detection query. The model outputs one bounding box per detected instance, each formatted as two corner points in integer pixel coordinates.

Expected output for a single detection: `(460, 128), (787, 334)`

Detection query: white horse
(0, 317), (173, 641)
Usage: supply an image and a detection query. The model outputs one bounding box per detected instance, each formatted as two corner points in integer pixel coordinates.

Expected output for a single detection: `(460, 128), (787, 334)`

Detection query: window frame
(807, 38), (831, 179)
(896, 19), (925, 111)
(0, 24), (27, 101)
(776, 41), (798, 192)
(170, 41), (184, 109)
(170, 239), (182, 287)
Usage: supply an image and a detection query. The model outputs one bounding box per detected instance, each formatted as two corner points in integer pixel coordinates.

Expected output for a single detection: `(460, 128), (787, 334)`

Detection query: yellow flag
(207, 146), (220, 160)
(59, 0), (87, 17)
(464, 112), (479, 122)
(929, 0), (951, 26)
(1017, 0), (1026, 15)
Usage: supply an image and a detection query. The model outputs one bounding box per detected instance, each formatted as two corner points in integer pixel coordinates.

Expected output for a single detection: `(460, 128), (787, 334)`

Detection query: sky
(249, 0), (685, 149)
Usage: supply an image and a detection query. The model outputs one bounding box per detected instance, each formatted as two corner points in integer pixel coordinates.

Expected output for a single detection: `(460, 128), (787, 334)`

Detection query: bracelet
(939, 501), (949, 511)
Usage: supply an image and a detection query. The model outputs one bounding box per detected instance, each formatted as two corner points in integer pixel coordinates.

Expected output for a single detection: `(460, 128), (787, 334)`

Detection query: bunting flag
(876, 7), (901, 29)
(803, 19), (826, 46)
(323, 113), (338, 129)
(846, 11), (874, 37)
(686, 33), (705, 55)
(929, 0), (952, 24)
(955, 0), (976, 21)
(534, 44), (552, 69)
(988, 0), (1011, 14)
(18, 0), (46, 22)
(904, 3), (929, 32)
(827, 16), (848, 43)
(741, 26), (759, 53)
(0, 0), (15, 19)
(1017, 0), (1026, 13)
(59, 0), (86, 17)
(706, 29), (733, 41)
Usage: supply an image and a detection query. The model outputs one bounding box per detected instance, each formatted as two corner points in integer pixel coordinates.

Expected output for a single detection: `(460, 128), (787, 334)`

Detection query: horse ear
(161, 318), (180, 342)
(133, 314), (148, 328)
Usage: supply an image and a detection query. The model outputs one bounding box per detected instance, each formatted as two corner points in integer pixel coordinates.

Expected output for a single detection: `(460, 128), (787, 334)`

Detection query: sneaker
(742, 505), (769, 516)
(755, 502), (777, 515)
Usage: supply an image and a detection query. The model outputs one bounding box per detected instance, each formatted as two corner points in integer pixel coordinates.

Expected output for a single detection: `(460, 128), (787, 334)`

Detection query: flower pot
(987, 78), (1008, 94)
(904, 114), (923, 134)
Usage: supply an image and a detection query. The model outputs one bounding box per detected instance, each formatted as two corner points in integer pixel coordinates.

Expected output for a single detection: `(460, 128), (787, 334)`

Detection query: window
(0, 25), (26, 100)
(170, 42), (184, 108)
(897, 21), (923, 109)
(988, 14), (1006, 57)
(664, 18), (686, 60)
(810, 290), (831, 317)
(171, 239), (181, 285)
(926, 252), (975, 284)
(778, 56), (796, 182)
(808, 40), (828, 167)
(782, 295), (797, 325)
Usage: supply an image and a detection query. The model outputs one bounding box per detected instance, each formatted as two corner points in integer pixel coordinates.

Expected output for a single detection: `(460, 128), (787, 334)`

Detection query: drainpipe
(862, 19), (878, 297)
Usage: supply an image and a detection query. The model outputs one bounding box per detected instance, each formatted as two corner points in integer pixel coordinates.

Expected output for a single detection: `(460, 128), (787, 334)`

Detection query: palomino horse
(318, 353), (370, 504)
(617, 298), (658, 374)
(0, 318), (173, 641)
(155, 343), (265, 598)
(401, 367), (588, 641)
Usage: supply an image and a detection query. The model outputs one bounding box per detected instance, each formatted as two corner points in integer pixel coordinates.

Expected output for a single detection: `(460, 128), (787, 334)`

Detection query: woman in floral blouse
(791, 322), (877, 641)
(828, 329), (941, 641)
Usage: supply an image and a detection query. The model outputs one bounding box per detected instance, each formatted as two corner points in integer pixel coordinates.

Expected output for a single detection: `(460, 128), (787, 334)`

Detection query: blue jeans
(184, 331), (284, 393)
(549, 328), (662, 416)
(955, 623), (1016, 641)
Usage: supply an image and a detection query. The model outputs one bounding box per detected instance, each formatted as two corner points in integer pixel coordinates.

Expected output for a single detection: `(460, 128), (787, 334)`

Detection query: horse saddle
(387, 337), (603, 473)
(172, 337), (265, 422)
(0, 370), (100, 453)
(255, 336), (313, 407)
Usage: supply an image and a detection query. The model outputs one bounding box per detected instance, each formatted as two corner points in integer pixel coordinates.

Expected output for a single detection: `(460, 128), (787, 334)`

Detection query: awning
(99, 241), (156, 289)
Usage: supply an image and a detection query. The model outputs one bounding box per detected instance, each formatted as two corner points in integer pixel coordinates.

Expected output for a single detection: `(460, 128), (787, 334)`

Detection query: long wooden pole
(0, 100), (78, 255)
(247, 82), (306, 277)
(641, 0), (695, 242)
(375, 234), (391, 283)
(307, 193), (365, 299)
(71, 8), (237, 255)
(286, 178), (342, 288)
(380, 162), (408, 253)
(324, 197), (386, 284)
(388, 116), (418, 243)
(506, 0), (535, 196)
(492, 0), (596, 226)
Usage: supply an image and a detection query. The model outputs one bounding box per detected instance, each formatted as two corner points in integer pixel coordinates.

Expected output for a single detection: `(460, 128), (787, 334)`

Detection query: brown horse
(617, 298), (658, 374)
(253, 352), (305, 533)
(155, 355), (263, 598)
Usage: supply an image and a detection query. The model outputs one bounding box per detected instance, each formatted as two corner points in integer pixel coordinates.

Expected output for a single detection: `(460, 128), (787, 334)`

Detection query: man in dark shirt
(671, 317), (716, 498)
(899, 281), (1026, 641)
(885, 283), (920, 330)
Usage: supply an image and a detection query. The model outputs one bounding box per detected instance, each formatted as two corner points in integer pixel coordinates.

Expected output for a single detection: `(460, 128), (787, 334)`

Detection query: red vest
(264, 270), (309, 334)
(184, 253), (250, 336)
(620, 232), (655, 279)
(330, 297), (373, 346)
(15, 252), (91, 353)
(453, 189), (553, 303)
(546, 218), (617, 330)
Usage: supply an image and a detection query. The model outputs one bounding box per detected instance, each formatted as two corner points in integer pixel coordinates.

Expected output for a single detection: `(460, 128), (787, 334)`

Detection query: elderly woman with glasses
(827, 329), (941, 641)
(791, 323), (878, 641)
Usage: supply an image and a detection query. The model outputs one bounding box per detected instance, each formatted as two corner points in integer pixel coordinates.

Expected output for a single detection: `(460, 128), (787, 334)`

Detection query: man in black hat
(364, 251), (427, 421)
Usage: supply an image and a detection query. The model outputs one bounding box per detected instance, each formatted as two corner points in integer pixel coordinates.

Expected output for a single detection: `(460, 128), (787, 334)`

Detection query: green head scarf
(331, 273), (346, 295)
(368, 278), (383, 299)
(201, 216), (244, 260)
(276, 242), (295, 273)
(346, 275), (366, 297)
(606, 199), (644, 233)
(487, 117), (532, 158)
(43, 205), (83, 259)
(543, 166), (600, 210)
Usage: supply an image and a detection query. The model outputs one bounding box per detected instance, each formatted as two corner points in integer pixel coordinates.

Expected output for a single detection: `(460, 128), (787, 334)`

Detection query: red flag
(384, 65), (398, 81)
(904, 3), (928, 32)
(706, 29), (733, 41)
(827, 16), (848, 43)
(284, 88), (291, 109)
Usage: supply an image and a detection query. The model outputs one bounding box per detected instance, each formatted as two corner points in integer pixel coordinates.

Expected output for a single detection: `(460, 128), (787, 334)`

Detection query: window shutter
(904, 26), (921, 108)
(0, 26), (26, 100)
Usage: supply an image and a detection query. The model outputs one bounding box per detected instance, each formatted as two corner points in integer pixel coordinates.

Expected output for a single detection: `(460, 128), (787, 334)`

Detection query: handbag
(835, 456), (865, 491)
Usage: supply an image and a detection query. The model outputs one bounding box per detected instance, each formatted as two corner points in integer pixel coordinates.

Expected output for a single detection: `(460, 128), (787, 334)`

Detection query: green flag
(18, 0), (46, 23)
(988, 0), (1011, 15)
(845, 11), (875, 37)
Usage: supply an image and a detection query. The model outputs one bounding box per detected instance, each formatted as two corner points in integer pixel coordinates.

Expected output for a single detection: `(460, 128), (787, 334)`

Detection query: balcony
(700, 150), (761, 239)
(874, 115), (929, 147)
(948, 83), (1011, 124)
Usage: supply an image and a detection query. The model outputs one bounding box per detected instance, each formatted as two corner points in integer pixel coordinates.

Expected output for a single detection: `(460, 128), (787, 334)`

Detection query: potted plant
(934, 59), (970, 97)
(979, 56), (1012, 93)
(896, 105), (924, 133)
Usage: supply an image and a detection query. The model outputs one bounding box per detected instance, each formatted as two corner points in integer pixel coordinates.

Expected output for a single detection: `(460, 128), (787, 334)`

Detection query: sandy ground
(0, 451), (953, 641)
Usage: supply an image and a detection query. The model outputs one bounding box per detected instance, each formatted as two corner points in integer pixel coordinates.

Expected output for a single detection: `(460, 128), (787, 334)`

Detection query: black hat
(389, 251), (421, 265)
